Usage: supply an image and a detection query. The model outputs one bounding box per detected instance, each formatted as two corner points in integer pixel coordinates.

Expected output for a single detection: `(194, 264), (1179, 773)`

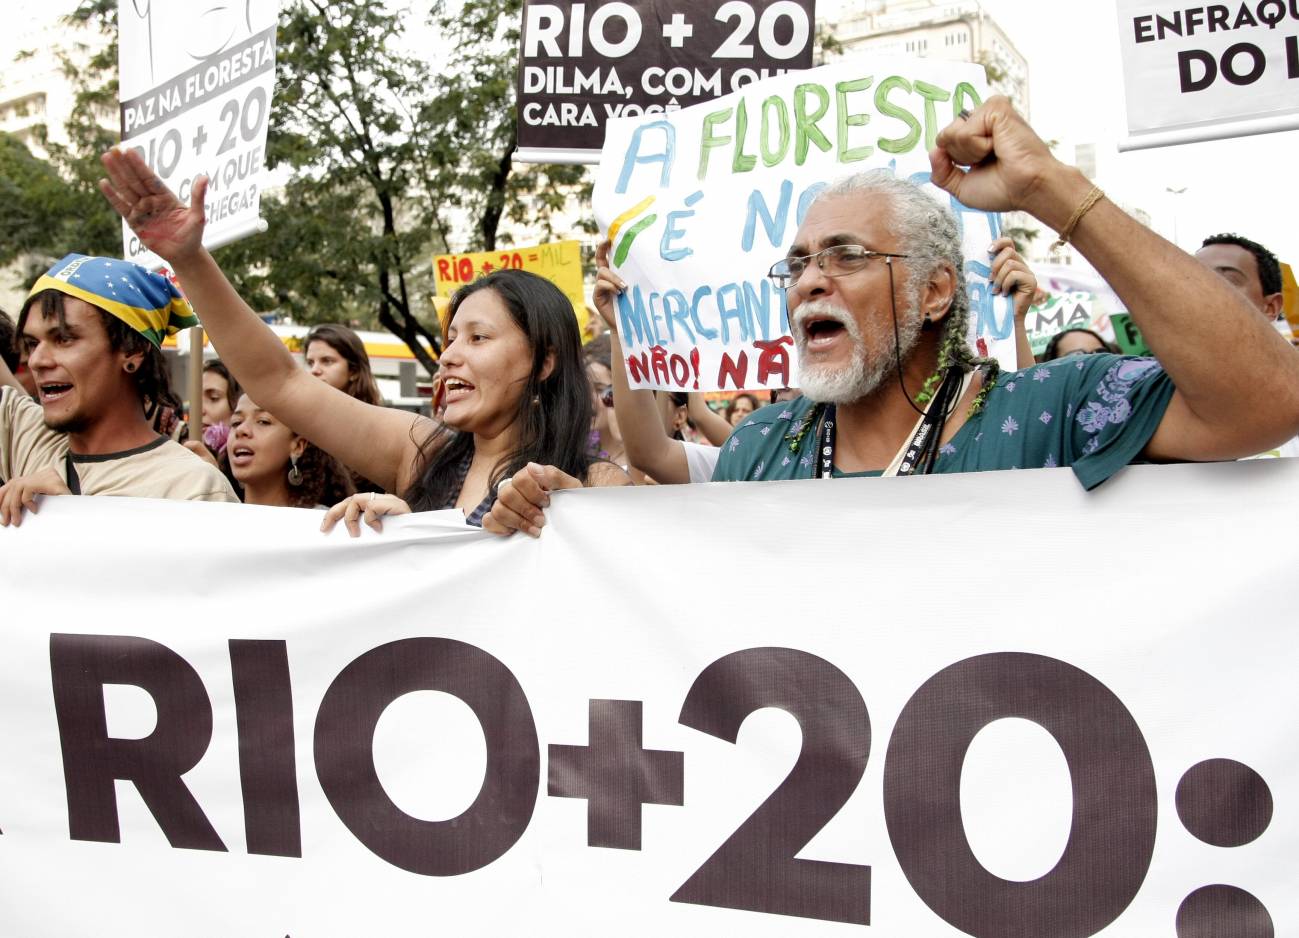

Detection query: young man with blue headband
(0, 254), (237, 525)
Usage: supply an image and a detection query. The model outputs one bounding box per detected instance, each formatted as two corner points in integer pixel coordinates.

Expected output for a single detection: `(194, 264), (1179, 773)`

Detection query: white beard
(794, 297), (923, 405)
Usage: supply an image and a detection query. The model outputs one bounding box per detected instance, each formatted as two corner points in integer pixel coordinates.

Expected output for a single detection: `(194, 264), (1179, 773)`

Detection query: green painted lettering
(953, 83), (982, 121)
(697, 107), (734, 180)
(834, 77), (874, 163)
(759, 95), (790, 167)
(732, 99), (757, 173)
(914, 80), (952, 151)
(793, 84), (832, 165)
(874, 76), (921, 155)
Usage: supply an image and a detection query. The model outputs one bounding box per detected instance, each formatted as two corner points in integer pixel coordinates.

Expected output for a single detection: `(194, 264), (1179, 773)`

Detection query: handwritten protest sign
(592, 56), (1015, 392)
(117, 1), (280, 268)
(1024, 292), (1112, 357)
(433, 240), (589, 332)
(1115, 1), (1299, 150)
(516, 0), (816, 163)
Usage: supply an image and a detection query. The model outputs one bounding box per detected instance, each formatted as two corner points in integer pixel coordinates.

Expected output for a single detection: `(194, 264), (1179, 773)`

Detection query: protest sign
(592, 56), (1016, 392)
(117, 0), (280, 268)
(433, 240), (589, 331)
(1115, 0), (1299, 150)
(516, 0), (816, 163)
(1024, 291), (1111, 356)
(3, 461), (1295, 935)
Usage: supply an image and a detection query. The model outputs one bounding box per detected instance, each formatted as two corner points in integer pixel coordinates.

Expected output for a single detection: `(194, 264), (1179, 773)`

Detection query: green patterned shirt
(711, 355), (1177, 491)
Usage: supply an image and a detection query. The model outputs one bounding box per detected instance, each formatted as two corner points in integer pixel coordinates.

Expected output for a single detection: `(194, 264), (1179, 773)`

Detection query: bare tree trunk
(480, 124), (516, 251)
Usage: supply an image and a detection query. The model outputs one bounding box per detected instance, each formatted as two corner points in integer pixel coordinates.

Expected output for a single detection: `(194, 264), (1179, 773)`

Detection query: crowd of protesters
(2, 97), (1297, 532)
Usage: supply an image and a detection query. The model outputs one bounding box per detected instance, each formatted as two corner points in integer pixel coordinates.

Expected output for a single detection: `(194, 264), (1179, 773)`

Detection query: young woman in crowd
(201, 360), (241, 429)
(304, 324), (383, 405)
(1042, 327), (1114, 361)
(723, 392), (761, 428)
(300, 324), (384, 492)
(583, 334), (626, 468)
(226, 394), (354, 508)
(177, 359), (243, 500)
(100, 148), (628, 537)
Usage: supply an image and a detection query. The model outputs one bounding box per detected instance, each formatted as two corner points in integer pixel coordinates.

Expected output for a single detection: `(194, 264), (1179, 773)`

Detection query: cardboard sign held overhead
(433, 240), (590, 333)
(592, 56), (1017, 392)
(116, 0), (280, 268)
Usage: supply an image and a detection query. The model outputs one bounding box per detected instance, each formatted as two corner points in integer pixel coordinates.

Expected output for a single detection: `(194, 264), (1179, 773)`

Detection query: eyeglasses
(767, 244), (910, 290)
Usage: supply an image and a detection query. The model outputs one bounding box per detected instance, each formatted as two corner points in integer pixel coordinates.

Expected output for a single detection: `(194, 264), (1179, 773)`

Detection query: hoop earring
(288, 455), (303, 486)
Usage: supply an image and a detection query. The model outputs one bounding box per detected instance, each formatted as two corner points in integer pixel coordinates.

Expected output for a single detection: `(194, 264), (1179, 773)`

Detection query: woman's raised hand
(99, 147), (208, 264)
(988, 236), (1039, 319)
(592, 240), (626, 331)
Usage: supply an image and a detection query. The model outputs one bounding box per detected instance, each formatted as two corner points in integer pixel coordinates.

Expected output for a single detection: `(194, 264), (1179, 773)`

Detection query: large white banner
(592, 56), (1019, 392)
(1115, 0), (1299, 150)
(1, 462), (1295, 935)
(117, 0), (280, 267)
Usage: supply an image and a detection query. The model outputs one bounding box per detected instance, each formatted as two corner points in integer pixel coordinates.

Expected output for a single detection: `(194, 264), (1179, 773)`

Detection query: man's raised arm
(931, 97), (1299, 462)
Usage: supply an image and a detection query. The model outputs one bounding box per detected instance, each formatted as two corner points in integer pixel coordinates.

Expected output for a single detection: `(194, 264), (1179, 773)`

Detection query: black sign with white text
(516, 0), (817, 162)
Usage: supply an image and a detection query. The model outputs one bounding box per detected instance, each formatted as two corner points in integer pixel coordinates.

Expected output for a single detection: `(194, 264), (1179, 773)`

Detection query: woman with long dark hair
(99, 147), (628, 536)
(303, 323), (382, 406)
(225, 394), (354, 509)
(302, 323), (383, 493)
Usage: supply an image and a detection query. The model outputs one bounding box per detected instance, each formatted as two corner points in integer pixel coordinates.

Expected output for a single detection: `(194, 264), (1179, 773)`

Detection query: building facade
(831, 0), (1030, 119)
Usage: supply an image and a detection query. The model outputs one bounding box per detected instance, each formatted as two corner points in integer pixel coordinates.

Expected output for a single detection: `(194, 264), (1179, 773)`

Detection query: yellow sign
(432, 240), (589, 335)
(1281, 262), (1298, 334)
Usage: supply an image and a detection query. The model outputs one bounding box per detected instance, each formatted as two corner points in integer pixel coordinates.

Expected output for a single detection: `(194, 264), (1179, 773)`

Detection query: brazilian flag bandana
(26, 254), (198, 348)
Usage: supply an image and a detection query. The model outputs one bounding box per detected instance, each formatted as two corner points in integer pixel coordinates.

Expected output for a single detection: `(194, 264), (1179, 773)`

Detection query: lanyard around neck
(814, 366), (974, 480)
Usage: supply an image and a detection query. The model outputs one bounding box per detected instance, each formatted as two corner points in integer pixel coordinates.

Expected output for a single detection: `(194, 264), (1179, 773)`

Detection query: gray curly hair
(810, 170), (999, 405)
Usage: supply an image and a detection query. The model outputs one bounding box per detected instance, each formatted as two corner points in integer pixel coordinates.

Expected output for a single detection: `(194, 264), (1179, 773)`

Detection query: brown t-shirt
(0, 387), (238, 503)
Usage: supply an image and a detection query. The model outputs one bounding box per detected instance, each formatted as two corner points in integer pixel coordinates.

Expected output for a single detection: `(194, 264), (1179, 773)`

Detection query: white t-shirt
(682, 441), (720, 483)
(0, 387), (238, 502)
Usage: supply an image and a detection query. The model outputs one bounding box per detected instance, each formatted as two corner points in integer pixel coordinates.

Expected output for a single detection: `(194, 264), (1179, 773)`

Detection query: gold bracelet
(1051, 186), (1105, 252)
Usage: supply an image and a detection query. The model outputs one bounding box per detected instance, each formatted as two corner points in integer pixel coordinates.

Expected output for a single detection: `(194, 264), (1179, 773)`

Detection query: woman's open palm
(99, 147), (208, 263)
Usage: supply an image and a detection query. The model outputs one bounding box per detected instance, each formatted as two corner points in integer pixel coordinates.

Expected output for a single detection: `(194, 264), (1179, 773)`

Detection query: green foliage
(26, 0), (600, 371)
(0, 133), (88, 285)
(214, 0), (446, 375)
(424, 0), (595, 252)
(0, 0), (120, 288)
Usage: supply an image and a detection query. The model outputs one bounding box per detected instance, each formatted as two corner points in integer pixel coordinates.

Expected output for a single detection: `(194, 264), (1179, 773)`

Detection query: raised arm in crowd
(709, 96), (1299, 487)
(98, 148), (629, 538)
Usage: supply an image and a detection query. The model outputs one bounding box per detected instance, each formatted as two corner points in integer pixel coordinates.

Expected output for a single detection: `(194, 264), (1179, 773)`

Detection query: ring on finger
(496, 477), (514, 495)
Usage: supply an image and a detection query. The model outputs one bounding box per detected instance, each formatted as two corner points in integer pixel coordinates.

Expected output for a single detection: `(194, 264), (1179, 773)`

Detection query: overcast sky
(8, 0), (1296, 266)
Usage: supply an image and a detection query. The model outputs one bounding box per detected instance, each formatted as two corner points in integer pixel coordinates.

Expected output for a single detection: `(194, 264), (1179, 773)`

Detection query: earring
(125, 362), (138, 373)
(921, 315), (934, 331)
(532, 395), (541, 406)
(288, 455), (303, 486)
